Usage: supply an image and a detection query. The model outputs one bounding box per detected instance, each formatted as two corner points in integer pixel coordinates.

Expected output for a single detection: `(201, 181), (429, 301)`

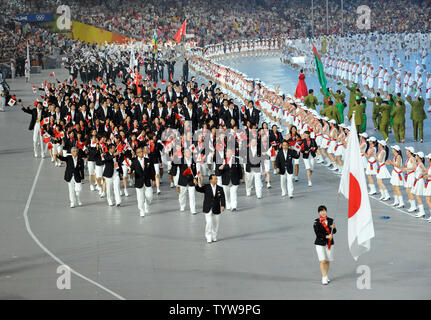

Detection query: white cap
(391, 145), (401, 151)
(368, 136), (377, 142)
(425, 153), (431, 159)
(323, 116), (329, 121)
(378, 140), (387, 146)
(359, 132), (369, 138)
(416, 151), (425, 158)
(329, 119), (337, 124)
(405, 146), (415, 154)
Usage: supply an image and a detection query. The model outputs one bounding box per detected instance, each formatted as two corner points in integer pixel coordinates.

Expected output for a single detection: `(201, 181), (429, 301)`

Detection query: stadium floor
(0, 65), (430, 300)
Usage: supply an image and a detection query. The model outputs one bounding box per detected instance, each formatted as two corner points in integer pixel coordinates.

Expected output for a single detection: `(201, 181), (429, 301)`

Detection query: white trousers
(205, 210), (220, 242)
(105, 172), (121, 205)
(136, 185), (153, 215)
(67, 177), (82, 205)
(0, 96), (5, 111)
(245, 171), (262, 198)
(280, 172), (294, 197)
(223, 184), (238, 209)
(179, 186), (196, 212)
(33, 122), (45, 156)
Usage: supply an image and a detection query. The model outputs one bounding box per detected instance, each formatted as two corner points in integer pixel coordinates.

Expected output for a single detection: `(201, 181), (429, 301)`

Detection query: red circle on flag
(348, 173), (361, 218)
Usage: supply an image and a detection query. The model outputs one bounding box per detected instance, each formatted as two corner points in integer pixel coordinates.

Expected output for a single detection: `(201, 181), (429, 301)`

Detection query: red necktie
(319, 217), (332, 250)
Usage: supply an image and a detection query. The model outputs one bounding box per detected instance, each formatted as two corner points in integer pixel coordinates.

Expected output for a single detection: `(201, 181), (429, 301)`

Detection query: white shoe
(120, 190), (123, 196)
(267, 183), (271, 189)
(212, 238), (217, 242)
(308, 181), (312, 187)
(78, 201), (82, 206)
(41, 154), (46, 158)
(108, 201), (114, 206)
(170, 182), (174, 188)
(34, 153), (38, 158)
(180, 207), (185, 212)
(70, 203), (75, 208)
(407, 206), (417, 213)
(51, 157), (54, 162)
(124, 189), (129, 197)
(90, 185), (95, 191)
(157, 189), (161, 195)
(294, 177), (299, 182)
(100, 192), (105, 198)
(140, 210), (145, 217)
(322, 277), (328, 285)
(281, 192), (286, 197)
(206, 239), (212, 243)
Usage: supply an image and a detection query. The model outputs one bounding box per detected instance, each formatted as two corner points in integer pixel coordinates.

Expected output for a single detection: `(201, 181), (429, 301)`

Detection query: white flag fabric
(26, 41), (31, 80)
(338, 113), (375, 260)
(129, 41), (137, 71)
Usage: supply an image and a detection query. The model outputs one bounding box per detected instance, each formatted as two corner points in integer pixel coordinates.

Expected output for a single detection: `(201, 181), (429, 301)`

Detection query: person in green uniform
(320, 87), (331, 109)
(346, 83), (363, 112)
(335, 100), (346, 124)
(320, 100), (341, 123)
(303, 89), (318, 110)
(367, 92), (382, 130)
(395, 92), (405, 106)
(360, 97), (367, 133)
(378, 100), (391, 141)
(391, 100), (406, 143)
(387, 94), (395, 134)
(329, 88), (346, 103)
(406, 95), (427, 142)
(348, 100), (364, 133)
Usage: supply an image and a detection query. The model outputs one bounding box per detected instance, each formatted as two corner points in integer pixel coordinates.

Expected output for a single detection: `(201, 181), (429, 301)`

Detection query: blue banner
(12, 14), (55, 23)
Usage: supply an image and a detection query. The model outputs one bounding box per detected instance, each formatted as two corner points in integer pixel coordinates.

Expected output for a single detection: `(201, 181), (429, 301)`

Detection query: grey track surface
(0, 65), (430, 300)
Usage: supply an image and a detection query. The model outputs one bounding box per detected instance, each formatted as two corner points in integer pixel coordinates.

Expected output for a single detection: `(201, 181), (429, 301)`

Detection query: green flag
(313, 44), (329, 97)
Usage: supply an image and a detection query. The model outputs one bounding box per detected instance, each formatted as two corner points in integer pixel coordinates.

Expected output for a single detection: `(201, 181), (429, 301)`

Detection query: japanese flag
(8, 98), (16, 106)
(339, 112), (375, 260)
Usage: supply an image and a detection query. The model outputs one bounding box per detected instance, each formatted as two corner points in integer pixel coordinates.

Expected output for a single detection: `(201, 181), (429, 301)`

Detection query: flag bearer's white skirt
(315, 245), (334, 261)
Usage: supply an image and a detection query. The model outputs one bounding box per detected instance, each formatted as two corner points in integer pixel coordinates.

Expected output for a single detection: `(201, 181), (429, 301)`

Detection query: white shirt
(210, 183), (217, 197)
(72, 156), (78, 168)
(138, 157), (145, 169)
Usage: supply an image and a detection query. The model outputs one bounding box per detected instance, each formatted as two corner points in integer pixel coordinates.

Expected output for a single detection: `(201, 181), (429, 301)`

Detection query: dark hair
(384, 145), (389, 161)
(318, 205), (327, 213)
(209, 174), (217, 181)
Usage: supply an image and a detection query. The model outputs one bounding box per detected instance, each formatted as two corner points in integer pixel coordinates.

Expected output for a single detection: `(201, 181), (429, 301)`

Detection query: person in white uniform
(129, 147), (155, 217)
(314, 205), (336, 285)
(56, 147), (84, 208)
(194, 174), (226, 243)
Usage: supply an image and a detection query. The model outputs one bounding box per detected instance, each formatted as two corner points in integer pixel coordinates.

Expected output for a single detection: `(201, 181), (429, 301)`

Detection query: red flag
(173, 20), (187, 43)
(161, 79), (166, 84)
(183, 166), (192, 176)
(153, 82), (157, 88)
(43, 133), (51, 144)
